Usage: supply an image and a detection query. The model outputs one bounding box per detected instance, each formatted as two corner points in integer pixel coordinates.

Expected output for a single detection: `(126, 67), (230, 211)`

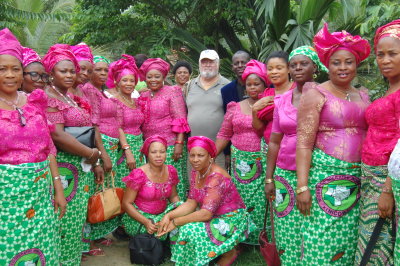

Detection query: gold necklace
(247, 99), (256, 108)
(53, 86), (79, 107)
(0, 92), (26, 126)
(197, 163), (212, 184)
(330, 82), (351, 101)
(149, 165), (165, 182)
(119, 92), (134, 106)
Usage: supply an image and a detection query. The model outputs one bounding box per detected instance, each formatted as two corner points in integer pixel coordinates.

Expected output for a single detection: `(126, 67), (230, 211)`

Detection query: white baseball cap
(199, 49), (219, 61)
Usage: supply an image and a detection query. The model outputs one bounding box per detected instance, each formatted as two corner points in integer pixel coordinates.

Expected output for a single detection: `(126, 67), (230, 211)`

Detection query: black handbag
(64, 126), (95, 148)
(129, 224), (164, 265)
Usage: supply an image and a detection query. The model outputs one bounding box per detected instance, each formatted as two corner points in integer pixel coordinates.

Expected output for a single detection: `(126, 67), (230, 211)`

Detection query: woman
(138, 58), (191, 200)
(252, 51), (295, 146)
(157, 136), (255, 266)
(122, 136), (181, 237)
(42, 43), (104, 264)
(70, 42), (94, 98)
(172, 60), (192, 89)
(106, 54), (145, 179)
(296, 24), (370, 264)
(264, 46), (327, 264)
(21, 46), (49, 93)
(356, 19), (400, 265)
(0, 28), (66, 265)
(215, 59), (267, 244)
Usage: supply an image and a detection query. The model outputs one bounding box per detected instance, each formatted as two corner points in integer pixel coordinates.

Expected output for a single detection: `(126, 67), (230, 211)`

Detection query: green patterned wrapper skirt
(115, 133), (145, 186)
(85, 134), (121, 242)
(165, 144), (188, 201)
(230, 145), (266, 244)
(170, 209), (256, 266)
(391, 175), (400, 265)
(273, 166), (302, 265)
(355, 163), (394, 265)
(122, 201), (183, 240)
(300, 149), (361, 265)
(0, 160), (60, 265)
(57, 151), (91, 265)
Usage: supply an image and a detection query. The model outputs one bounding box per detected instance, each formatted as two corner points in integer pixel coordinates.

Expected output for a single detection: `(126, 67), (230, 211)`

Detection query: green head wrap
(289, 46), (328, 73)
(93, 55), (110, 64)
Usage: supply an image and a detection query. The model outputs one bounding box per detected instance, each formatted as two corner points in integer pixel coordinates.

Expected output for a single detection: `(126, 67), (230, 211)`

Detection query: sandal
(88, 247), (105, 256)
(97, 238), (113, 247)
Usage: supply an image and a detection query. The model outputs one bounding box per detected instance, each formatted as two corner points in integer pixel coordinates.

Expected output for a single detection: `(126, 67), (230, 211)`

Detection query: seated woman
(122, 135), (181, 237)
(158, 136), (255, 266)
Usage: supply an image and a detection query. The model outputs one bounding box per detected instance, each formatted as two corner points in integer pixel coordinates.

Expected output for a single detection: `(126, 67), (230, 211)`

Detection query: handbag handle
(94, 171), (117, 193)
(263, 198), (276, 243)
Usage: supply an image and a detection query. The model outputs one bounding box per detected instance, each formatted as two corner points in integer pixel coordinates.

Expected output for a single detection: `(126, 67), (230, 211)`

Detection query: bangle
(94, 159), (101, 167)
(265, 178), (274, 184)
(175, 140), (184, 145)
(172, 219), (178, 227)
(122, 144), (130, 150)
(296, 186), (309, 194)
(87, 148), (95, 159)
(382, 186), (393, 194)
(53, 175), (61, 181)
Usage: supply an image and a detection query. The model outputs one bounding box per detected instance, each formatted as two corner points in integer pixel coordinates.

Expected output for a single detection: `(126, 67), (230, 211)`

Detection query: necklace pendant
(345, 94), (351, 101)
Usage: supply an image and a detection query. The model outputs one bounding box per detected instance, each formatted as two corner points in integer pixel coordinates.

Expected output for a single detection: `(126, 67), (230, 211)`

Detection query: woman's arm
(49, 155), (67, 219)
(118, 128), (136, 170)
(215, 102), (236, 156)
(251, 96), (274, 131)
(173, 132), (185, 161)
(168, 186), (180, 203)
(94, 126), (112, 172)
(265, 132), (283, 199)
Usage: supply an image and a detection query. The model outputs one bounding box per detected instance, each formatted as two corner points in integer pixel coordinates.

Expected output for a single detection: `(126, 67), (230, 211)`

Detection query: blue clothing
(221, 79), (246, 113)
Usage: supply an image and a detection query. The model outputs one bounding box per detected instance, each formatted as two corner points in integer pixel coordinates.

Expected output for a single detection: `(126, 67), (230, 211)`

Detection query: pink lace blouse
(138, 86), (190, 146)
(0, 90), (56, 164)
(271, 90), (297, 170)
(115, 100), (144, 136)
(188, 171), (245, 217)
(82, 83), (122, 138)
(362, 89), (400, 166)
(217, 101), (262, 152)
(297, 82), (370, 162)
(122, 165), (179, 214)
(46, 95), (92, 127)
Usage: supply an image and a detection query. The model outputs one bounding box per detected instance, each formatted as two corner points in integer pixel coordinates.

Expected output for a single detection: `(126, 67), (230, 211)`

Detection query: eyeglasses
(23, 72), (50, 83)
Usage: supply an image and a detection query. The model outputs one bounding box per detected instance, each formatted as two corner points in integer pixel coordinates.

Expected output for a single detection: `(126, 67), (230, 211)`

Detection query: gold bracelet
(53, 175), (61, 181)
(296, 186), (309, 194)
(265, 178), (274, 184)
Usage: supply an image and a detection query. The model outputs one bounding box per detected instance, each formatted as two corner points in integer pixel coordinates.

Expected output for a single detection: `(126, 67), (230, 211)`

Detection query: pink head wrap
(70, 43), (94, 64)
(139, 58), (170, 80)
(42, 44), (80, 73)
(140, 135), (168, 156)
(0, 28), (22, 62)
(313, 23), (370, 67)
(22, 46), (41, 68)
(242, 59), (270, 86)
(374, 19), (400, 54)
(106, 54), (139, 88)
(187, 136), (217, 158)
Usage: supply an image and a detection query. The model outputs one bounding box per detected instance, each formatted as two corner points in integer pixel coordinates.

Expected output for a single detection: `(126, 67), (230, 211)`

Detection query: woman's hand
(93, 165), (104, 184)
(264, 182), (276, 201)
(378, 192), (394, 218)
(54, 190), (67, 219)
(252, 96), (274, 112)
(157, 220), (176, 237)
(125, 150), (136, 170)
(296, 190), (312, 216)
(144, 219), (158, 234)
(101, 152), (113, 172)
(85, 148), (100, 164)
(173, 143), (183, 162)
(157, 214), (171, 235)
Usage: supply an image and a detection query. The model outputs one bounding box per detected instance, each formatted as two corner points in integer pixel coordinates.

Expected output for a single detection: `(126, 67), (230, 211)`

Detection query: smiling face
(199, 59), (219, 79)
(147, 142), (167, 167)
(328, 49), (357, 87)
(118, 74), (136, 95)
(76, 60), (93, 85)
(22, 62), (47, 93)
(376, 37), (400, 81)
(51, 60), (76, 90)
(189, 146), (212, 172)
(267, 57), (289, 86)
(289, 55), (316, 85)
(174, 66), (190, 86)
(146, 69), (164, 91)
(91, 61), (108, 88)
(232, 53), (250, 80)
(0, 54), (23, 95)
(245, 74), (266, 99)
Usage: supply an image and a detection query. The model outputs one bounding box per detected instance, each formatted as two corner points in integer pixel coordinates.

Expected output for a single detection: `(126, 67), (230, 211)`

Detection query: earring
(49, 76), (54, 83)
(313, 73), (317, 79)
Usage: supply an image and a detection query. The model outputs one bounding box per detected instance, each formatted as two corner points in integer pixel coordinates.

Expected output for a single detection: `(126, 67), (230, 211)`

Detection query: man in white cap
(185, 49), (230, 167)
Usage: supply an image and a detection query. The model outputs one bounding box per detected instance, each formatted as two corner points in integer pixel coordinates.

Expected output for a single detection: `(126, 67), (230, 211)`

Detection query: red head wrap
(242, 59), (270, 86)
(106, 54), (139, 88)
(71, 43), (94, 64)
(0, 28), (22, 62)
(313, 23), (370, 67)
(42, 44), (80, 73)
(140, 135), (168, 156)
(139, 58), (170, 81)
(374, 19), (400, 54)
(187, 136), (217, 158)
(22, 46), (41, 68)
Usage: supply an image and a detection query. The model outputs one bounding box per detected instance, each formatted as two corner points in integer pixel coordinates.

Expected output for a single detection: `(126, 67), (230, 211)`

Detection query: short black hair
(266, 51), (289, 64)
(172, 60), (192, 75)
(232, 50), (250, 61)
(134, 54), (148, 68)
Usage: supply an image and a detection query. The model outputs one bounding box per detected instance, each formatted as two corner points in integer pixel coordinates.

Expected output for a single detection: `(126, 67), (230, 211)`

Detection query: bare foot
(216, 248), (238, 266)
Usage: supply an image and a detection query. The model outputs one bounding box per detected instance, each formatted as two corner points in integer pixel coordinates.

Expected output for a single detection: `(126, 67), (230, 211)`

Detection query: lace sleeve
(82, 83), (101, 125)
(122, 168), (146, 191)
(167, 165), (180, 186)
(296, 82), (326, 150)
(216, 101), (236, 141)
(46, 99), (65, 125)
(169, 86), (190, 133)
(271, 105), (281, 133)
(201, 173), (225, 215)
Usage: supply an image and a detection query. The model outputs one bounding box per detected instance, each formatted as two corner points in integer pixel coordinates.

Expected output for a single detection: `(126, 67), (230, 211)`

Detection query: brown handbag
(87, 172), (125, 224)
(259, 198), (281, 266)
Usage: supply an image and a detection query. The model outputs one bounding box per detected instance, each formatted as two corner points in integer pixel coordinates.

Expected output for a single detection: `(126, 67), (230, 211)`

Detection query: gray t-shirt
(186, 75), (230, 141)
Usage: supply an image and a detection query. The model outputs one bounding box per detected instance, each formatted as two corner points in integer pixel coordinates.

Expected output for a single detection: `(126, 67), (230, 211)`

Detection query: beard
(200, 70), (218, 79)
